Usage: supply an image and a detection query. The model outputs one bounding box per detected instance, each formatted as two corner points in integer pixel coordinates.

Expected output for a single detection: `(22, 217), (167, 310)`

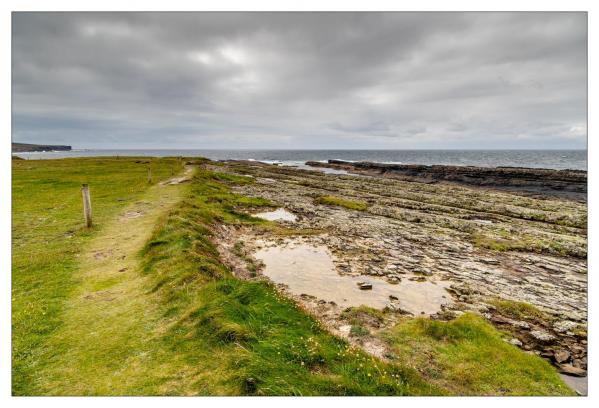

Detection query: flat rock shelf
(213, 159), (587, 381)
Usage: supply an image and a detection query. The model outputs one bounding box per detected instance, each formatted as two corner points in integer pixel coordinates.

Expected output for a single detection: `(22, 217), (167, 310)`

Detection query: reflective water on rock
(254, 208), (297, 222)
(560, 374), (587, 396)
(309, 166), (351, 175)
(473, 219), (494, 225)
(254, 242), (450, 315)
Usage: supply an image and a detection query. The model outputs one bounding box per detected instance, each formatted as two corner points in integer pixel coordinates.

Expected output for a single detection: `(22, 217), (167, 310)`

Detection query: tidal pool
(254, 208), (297, 222)
(473, 219), (494, 225)
(310, 167), (351, 175)
(253, 242), (450, 315)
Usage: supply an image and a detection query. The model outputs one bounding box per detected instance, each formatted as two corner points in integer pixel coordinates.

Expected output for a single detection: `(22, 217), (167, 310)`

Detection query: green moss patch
(316, 195), (368, 211)
(487, 298), (548, 321)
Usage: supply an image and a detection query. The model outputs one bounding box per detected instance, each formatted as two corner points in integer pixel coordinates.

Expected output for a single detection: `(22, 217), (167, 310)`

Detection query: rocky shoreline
(209, 160), (587, 383)
(306, 160), (587, 201)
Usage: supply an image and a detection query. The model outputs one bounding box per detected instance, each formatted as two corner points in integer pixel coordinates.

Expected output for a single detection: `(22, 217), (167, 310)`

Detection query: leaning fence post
(81, 184), (92, 227)
(147, 166), (152, 184)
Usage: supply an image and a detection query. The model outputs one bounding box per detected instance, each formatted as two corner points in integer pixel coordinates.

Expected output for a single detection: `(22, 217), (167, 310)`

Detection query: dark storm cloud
(12, 12), (587, 149)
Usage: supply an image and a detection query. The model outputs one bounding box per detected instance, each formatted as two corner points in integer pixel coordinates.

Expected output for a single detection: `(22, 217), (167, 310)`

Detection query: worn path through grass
(37, 168), (193, 395)
(12, 157), (185, 394)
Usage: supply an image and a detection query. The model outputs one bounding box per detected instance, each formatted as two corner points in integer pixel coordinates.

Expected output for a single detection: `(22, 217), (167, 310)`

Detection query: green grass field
(12, 157), (183, 394)
(11, 157), (572, 395)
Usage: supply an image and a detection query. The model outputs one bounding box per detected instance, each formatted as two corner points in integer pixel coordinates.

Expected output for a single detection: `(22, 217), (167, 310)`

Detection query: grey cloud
(328, 120), (391, 133)
(12, 12), (587, 149)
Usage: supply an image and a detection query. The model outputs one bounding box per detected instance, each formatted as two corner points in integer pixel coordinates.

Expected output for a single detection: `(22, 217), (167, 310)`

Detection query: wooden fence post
(81, 184), (92, 227)
(147, 167), (152, 184)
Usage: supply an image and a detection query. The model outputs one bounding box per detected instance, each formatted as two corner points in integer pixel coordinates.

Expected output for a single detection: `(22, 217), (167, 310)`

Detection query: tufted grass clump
(381, 313), (573, 396)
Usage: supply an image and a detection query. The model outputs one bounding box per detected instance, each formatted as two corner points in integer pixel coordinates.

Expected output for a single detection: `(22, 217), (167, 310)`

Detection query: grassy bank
(12, 157), (183, 394)
(134, 169), (438, 395)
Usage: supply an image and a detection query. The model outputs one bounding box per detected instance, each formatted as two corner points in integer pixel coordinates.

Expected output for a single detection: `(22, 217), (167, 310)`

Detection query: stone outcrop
(211, 160), (587, 376)
(306, 160), (587, 200)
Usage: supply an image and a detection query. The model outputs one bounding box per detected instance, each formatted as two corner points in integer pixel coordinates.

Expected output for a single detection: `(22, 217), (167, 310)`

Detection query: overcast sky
(12, 12), (587, 149)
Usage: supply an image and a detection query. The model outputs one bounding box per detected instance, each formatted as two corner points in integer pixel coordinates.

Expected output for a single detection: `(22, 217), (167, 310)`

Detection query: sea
(14, 149), (587, 171)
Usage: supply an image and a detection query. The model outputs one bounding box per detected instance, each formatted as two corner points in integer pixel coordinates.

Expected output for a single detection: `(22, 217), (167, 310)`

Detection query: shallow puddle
(311, 167), (350, 175)
(254, 242), (450, 315)
(473, 219), (493, 225)
(560, 374), (587, 396)
(254, 208), (297, 222)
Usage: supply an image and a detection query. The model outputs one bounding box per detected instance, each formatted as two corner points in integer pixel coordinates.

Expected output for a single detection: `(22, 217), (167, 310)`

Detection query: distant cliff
(12, 142), (72, 152)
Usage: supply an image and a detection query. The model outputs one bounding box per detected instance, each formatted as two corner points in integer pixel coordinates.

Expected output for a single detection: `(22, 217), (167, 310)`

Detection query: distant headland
(12, 142), (72, 152)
